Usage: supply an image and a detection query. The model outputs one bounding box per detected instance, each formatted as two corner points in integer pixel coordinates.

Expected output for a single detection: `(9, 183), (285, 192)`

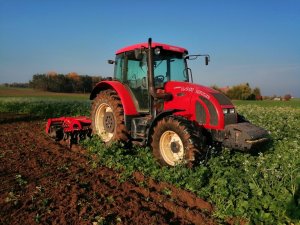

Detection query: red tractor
(90, 38), (268, 166)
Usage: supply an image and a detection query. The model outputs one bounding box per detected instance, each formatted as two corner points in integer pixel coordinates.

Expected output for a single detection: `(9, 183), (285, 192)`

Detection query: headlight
(229, 108), (235, 114)
(223, 108), (235, 114)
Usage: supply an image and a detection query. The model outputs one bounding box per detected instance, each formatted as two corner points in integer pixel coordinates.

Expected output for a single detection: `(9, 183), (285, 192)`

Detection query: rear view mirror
(108, 60), (115, 64)
(185, 54), (210, 65)
(205, 56), (209, 65)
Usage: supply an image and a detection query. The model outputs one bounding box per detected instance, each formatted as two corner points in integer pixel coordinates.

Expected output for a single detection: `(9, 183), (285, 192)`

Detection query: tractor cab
(110, 40), (197, 113)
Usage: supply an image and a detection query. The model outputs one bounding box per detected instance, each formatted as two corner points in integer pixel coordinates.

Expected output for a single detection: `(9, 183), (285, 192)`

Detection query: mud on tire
(150, 116), (206, 167)
(91, 89), (129, 145)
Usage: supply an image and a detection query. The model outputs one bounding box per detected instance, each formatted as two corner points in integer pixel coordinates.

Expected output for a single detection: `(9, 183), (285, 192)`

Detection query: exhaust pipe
(147, 38), (156, 100)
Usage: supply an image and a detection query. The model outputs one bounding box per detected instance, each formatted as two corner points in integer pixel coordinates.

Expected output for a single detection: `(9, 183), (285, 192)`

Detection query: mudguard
(90, 81), (138, 116)
(146, 109), (184, 144)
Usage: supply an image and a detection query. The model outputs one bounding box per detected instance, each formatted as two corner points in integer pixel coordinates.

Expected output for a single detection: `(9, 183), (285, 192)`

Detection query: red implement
(46, 116), (92, 148)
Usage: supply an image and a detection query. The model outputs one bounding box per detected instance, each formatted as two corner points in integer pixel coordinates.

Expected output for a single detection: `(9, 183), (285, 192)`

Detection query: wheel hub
(159, 130), (184, 166)
(170, 141), (181, 153)
(103, 112), (115, 133)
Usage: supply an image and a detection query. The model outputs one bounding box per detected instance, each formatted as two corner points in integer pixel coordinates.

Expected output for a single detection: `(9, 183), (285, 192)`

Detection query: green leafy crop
(84, 103), (300, 224)
(0, 97), (90, 118)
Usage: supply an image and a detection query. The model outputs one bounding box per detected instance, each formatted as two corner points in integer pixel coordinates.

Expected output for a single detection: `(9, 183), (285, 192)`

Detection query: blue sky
(0, 0), (299, 97)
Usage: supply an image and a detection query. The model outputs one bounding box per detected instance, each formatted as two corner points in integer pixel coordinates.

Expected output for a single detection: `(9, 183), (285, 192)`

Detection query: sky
(0, 0), (299, 97)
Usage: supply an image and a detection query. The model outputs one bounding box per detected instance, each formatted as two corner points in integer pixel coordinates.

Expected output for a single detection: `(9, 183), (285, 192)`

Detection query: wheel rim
(159, 130), (184, 166)
(95, 103), (115, 142)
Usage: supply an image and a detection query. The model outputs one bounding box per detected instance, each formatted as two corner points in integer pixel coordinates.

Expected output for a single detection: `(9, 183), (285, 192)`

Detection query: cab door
(114, 52), (149, 112)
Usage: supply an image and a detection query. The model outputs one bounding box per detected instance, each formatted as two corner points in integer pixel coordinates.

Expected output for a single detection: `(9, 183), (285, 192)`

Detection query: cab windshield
(114, 50), (188, 84)
(153, 51), (188, 82)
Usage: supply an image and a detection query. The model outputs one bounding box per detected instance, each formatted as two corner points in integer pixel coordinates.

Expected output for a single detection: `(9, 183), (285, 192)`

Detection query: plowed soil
(0, 118), (216, 225)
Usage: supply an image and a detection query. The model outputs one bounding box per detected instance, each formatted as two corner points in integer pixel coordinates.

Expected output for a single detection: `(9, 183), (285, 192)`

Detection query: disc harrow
(45, 116), (92, 148)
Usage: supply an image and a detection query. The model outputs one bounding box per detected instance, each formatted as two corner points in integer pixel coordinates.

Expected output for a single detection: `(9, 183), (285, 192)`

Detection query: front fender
(147, 109), (184, 144)
(90, 81), (138, 116)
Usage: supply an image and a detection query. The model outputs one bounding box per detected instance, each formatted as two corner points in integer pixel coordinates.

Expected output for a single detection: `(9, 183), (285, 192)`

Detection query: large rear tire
(151, 116), (206, 167)
(91, 89), (128, 145)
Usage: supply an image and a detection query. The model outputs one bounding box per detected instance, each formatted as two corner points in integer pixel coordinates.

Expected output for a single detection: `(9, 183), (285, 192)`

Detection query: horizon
(1, 1), (299, 97)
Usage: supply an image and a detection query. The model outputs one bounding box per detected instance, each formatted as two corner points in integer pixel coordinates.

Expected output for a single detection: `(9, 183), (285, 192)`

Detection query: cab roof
(116, 42), (188, 55)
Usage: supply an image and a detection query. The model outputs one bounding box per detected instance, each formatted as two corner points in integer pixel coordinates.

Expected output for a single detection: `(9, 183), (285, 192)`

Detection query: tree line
(29, 72), (102, 93)
(2, 82), (30, 88)
(4, 76), (292, 101)
(211, 83), (262, 100)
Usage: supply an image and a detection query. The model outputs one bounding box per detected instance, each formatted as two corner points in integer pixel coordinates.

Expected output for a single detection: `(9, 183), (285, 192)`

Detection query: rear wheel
(91, 89), (128, 145)
(151, 116), (206, 167)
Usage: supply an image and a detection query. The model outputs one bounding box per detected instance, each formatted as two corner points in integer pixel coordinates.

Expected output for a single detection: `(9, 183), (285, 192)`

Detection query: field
(0, 87), (300, 224)
(0, 87), (90, 120)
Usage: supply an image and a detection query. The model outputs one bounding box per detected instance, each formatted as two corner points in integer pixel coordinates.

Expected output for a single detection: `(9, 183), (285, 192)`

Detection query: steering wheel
(154, 75), (165, 83)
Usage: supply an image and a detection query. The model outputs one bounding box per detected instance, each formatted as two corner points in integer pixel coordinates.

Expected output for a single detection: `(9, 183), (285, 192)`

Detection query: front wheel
(150, 116), (206, 167)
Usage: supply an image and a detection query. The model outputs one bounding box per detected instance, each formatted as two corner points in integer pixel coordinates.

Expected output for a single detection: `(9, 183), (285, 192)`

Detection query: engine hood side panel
(163, 81), (228, 130)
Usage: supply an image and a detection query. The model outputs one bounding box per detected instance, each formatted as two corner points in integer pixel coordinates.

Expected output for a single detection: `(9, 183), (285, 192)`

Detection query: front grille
(200, 96), (218, 126)
(195, 101), (206, 124)
(224, 113), (237, 125)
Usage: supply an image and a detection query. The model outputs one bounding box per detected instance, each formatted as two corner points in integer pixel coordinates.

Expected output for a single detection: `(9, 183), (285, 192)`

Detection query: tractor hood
(163, 81), (269, 151)
(163, 81), (236, 130)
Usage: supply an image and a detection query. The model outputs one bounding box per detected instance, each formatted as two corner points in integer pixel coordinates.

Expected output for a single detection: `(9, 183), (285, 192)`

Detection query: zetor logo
(174, 86), (210, 99)
(174, 86), (194, 92)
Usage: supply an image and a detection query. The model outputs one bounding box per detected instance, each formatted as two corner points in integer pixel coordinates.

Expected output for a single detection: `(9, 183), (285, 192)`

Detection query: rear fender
(90, 81), (138, 116)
